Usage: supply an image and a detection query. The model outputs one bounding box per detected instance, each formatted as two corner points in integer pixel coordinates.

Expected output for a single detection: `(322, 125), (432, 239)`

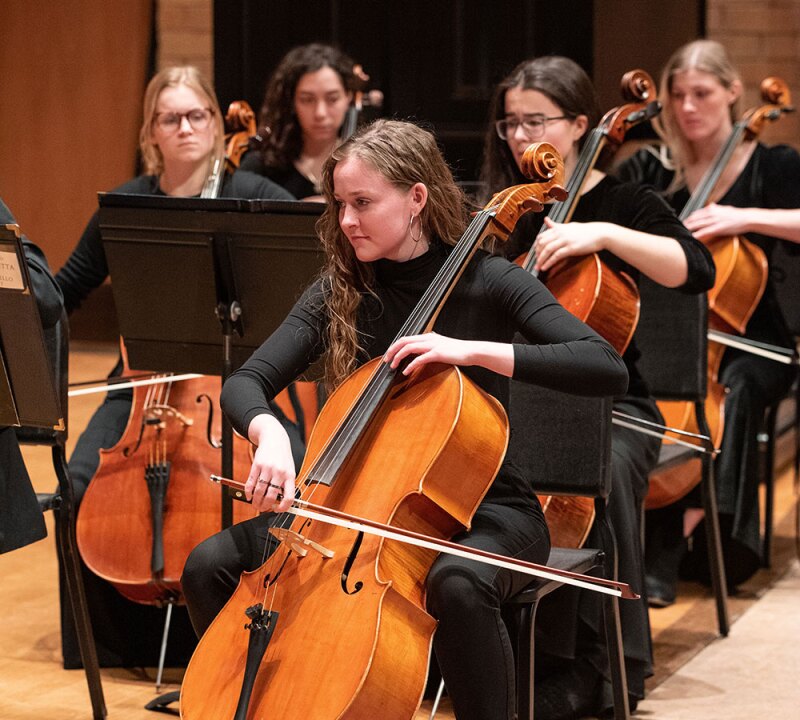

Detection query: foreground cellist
(181, 119), (628, 720)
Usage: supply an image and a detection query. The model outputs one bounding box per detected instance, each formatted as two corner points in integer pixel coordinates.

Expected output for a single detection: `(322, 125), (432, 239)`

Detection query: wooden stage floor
(1, 342), (798, 719)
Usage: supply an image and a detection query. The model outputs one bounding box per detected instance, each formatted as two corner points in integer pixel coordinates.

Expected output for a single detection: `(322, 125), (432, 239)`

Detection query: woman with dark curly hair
(240, 43), (358, 199)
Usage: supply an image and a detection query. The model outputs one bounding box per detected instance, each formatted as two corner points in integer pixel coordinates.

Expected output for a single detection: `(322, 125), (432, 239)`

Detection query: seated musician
(239, 43), (358, 199)
(181, 118), (628, 720)
(616, 40), (800, 604)
(53, 65), (295, 669)
(480, 56), (714, 717)
(0, 197), (64, 556)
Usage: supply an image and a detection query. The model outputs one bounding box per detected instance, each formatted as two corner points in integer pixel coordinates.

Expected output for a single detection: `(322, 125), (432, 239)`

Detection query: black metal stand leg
(597, 512), (630, 720)
(761, 408), (776, 568)
(54, 445), (107, 719)
(515, 603), (539, 720)
(155, 602), (174, 692)
(428, 680), (446, 719)
(701, 454), (730, 636)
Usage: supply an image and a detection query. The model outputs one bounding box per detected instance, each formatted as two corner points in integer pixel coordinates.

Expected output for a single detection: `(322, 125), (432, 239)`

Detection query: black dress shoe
(646, 573), (676, 608)
(534, 657), (602, 720)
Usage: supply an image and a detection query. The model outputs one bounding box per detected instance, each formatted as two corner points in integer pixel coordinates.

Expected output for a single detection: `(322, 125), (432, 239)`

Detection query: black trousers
(182, 500), (550, 720)
(647, 347), (796, 589)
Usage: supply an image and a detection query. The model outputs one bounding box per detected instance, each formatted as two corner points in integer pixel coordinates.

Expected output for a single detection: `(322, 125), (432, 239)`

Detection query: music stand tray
(98, 194), (325, 375)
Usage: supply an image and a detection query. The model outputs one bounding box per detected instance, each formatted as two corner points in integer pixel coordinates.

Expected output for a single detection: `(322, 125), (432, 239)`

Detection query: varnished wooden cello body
(519, 69), (661, 357)
(647, 76), (793, 509)
(76, 346), (254, 604)
(517, 69), (661, 547)
(179, 144), (567, 720)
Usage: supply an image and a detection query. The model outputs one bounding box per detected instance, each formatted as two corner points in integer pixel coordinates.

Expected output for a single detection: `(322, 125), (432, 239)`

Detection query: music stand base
(145, 689), (180, 715)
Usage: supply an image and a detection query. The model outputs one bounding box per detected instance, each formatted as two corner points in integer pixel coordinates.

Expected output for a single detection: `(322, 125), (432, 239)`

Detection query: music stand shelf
(98, 194), (325, 528)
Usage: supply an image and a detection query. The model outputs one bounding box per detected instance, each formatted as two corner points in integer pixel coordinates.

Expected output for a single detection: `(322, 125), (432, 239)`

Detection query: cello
(179, 143), (570, 720)
(647, 76), (794, 509)
(340, 64), (383, 140)
(517, 69), (660, 547)
(519, 69), (661, 356)
(76, 344), (254, 605)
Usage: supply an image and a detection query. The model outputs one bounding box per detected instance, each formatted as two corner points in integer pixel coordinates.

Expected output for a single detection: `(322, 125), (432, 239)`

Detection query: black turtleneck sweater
(221, 242), (628, 509)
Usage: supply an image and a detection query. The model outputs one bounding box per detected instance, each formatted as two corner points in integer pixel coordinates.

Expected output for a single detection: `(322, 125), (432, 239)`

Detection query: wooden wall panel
(0, 1), (152, 273)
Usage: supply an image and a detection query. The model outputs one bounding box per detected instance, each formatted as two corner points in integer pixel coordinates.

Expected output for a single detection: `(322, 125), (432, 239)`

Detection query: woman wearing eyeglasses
(480, 56), (715, 719)
(53, 65), (294, 670)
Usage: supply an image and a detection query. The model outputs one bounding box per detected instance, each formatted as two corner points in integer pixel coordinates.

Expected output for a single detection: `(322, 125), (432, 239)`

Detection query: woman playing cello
(617, 39), (800, 601)
(181, 119), (628, 720)
(480, 56), (714, 717)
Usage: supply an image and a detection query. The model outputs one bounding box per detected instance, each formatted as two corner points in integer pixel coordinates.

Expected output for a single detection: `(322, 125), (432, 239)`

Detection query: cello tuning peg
(521, 197), (544, 213)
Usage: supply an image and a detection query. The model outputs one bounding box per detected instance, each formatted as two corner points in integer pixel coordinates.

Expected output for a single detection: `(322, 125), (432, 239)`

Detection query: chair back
(635, 278), (708, 401)
(506, 380), (612, 499)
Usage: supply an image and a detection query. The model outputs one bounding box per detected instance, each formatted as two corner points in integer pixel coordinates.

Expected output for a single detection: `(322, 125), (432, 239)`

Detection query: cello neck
(303, 208), (499, 487)
(521, 68), (660, 275)
(522, 127), (607, 275)
(304, 143), (565, 487)
(679, 121), (748, 220)
(552, 128), (608, 224)
(681, 76), (794, 219)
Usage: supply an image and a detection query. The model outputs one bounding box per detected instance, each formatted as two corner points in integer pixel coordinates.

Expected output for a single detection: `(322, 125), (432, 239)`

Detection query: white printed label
(0, 250), (24, 290)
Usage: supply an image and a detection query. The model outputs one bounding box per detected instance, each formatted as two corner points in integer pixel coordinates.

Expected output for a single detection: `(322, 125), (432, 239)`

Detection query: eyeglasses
(153, 108), (214, 132)
(495, 115), (569, 141)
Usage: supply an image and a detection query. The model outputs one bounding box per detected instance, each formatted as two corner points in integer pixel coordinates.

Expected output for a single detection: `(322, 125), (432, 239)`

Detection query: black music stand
(0, 225), (106, 718)
(98, 194), (326, 527)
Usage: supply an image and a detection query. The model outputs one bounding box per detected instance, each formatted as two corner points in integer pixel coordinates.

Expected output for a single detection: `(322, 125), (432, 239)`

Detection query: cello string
(252, 210), (495, 610)
(250, 186), (546, 615)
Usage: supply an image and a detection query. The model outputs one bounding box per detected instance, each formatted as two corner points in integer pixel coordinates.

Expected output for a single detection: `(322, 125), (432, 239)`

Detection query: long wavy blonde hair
(654, 40), (741, 192)
(316, 119), (468, 388)
(139, 65), (225, 176)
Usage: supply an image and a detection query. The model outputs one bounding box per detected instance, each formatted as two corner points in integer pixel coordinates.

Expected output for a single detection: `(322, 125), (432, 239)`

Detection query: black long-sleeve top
(502, 176), (716, 397)
(239, 151), (318, 199)
(55, 170), (294, 314)
(221, 242), (628, 509)
(1, 198), (63, 329)
(617, 143), (800, 348)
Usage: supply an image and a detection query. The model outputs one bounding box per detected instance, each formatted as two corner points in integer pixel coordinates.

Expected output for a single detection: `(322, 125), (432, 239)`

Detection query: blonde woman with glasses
(53, 65), (293, 670)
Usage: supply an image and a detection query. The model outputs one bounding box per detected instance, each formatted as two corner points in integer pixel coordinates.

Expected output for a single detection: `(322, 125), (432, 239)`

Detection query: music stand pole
(216, 299), (242, 529)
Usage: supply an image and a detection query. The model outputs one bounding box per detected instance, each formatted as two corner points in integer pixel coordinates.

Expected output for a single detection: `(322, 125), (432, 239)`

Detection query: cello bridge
(144, 404), (194, 428)
(269, 528), (335, 559)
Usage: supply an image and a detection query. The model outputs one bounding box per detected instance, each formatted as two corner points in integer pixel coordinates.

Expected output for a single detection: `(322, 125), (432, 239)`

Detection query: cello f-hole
(196, 393), (222, 448)
(341, 531), (365, 595)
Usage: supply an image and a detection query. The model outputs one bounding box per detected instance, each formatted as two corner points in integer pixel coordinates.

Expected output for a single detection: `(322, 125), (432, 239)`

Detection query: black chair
(758, 368), (798, 567)
(760, 243), (800, 567)
(505, 382), (628, 720)
(636, 278), (729, 636)
(16, 312), (107, 719)
(431, 385), (629, 720)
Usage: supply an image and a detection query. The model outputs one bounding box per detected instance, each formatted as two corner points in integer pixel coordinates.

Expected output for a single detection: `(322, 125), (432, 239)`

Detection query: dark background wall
(214, 0), (703, 183)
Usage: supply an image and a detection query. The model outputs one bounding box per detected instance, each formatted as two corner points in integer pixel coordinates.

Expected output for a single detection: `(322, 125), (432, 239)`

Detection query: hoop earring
(409, 213), (422, 243)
